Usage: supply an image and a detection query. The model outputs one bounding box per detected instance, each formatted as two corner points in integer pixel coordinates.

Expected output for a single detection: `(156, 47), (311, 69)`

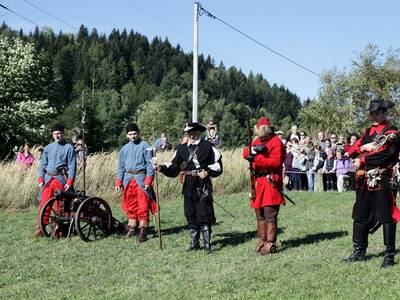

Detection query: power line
(122, 0), (251, 74)
(199, 4), (321, 78)
(21, 0), (79, 32)
(0, 2), (41, 27)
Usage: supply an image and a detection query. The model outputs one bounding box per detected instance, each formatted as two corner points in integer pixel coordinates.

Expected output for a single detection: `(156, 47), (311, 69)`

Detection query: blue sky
(1, 0), (399, 101)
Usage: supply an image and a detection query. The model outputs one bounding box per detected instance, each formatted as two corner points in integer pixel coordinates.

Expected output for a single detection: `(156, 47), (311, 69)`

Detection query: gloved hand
(252, 144), (267, 154)
(246, 155), (254, 163)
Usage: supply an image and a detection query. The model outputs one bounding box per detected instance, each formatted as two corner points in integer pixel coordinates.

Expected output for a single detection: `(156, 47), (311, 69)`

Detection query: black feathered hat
(367, 99), (395, 112)
(183, 122), (207, 133)
(126, 122), (139, 133)
(52, 123), (65, 132)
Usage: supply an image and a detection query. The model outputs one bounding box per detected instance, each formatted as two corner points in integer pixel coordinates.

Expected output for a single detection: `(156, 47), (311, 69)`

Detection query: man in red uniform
(345, 99), (400, 268)
(243, 117), (285, 255)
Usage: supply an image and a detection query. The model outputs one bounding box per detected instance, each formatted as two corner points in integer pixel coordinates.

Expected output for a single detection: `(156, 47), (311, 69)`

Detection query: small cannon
(38, 190), (124, 242)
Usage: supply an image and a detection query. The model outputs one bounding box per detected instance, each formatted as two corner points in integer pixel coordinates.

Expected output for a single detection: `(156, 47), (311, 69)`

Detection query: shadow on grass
(279, 230), (348, 252)
(366, 248), (400, 259)
(212, 227), (285, 250)
(160, 225), (187, 236)
(157, 222), (222, 237)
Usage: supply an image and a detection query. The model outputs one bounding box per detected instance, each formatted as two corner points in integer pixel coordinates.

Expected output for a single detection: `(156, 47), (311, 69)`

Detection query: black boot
(381, 223), (396, 268)
(186, 229), (200, 251)
(344, 222), (368, 262)
(201, 225), (212, 253)
(138, 227), (148, 243)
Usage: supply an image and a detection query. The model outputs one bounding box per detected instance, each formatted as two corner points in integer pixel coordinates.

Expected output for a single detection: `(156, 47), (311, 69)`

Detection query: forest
(0, 23), (302, 157)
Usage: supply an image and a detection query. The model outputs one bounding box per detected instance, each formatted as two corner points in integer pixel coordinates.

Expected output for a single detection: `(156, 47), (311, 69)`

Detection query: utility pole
(192, 1), (199, 122)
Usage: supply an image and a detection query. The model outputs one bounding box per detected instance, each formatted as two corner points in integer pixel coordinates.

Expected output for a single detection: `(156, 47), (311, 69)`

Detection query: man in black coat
(154, 122), (223, 253)
(345, 99), (400, 268)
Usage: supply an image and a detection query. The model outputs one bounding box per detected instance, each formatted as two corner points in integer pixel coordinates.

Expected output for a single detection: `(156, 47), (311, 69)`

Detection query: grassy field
(1, 191), (400, 299)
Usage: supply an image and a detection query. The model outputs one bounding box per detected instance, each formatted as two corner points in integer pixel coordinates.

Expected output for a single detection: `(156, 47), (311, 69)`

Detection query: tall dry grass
(0, 148), (249, 210)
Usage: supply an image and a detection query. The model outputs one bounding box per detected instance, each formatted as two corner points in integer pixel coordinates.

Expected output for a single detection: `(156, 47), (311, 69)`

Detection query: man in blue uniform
(35, 124), (77, 237)
(115, 123), (157, 242)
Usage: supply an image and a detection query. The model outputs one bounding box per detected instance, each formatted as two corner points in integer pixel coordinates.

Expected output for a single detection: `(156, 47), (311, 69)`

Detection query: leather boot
(259, 222), (277, 255)
(125, 219), (138, 238)
(255, 220), (267, 253)
(381, 222), (396, 268)
(186, 229), (200, 251)
(138, 220), (148, 243)
(201, 224), (212, 253)
(344, 222), (368, 262)
(126, 226), (138, 238)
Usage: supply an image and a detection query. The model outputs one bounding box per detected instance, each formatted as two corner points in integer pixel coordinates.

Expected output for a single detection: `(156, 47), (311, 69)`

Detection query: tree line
(0, 23), (302, 158)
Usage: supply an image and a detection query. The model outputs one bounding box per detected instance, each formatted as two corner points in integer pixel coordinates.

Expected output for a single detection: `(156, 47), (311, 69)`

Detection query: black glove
(246, 155), (254, 163)
(253, 144), (267, 154)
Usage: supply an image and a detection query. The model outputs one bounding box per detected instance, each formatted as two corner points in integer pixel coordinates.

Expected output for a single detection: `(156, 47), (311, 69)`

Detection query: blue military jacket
(116, 139), (154, 189)
(38, 140), (77, 185)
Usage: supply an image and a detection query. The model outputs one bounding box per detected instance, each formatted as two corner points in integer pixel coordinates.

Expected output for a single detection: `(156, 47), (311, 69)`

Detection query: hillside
(0, 23), (301, 154)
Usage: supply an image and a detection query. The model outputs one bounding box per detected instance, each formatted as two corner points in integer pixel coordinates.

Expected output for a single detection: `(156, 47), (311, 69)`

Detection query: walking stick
(153, 149), (163, 250)
(246, 117), (256, 200)
(81, 91), (87, 196)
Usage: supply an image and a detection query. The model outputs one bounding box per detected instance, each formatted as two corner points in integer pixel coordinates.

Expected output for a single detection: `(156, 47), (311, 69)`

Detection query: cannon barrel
(54, 189), (78, 199)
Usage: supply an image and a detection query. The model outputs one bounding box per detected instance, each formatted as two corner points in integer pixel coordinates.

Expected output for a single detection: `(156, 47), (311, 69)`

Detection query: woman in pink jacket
(16, 143), (35, 168)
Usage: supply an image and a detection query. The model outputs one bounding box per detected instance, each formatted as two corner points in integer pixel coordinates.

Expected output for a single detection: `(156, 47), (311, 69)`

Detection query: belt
(182, 170), (199, 176)
(357, 168), (391, 177)
(46, 171), (62, 176)
(126, 170), (145, 175)
(255, 171), (274, 178)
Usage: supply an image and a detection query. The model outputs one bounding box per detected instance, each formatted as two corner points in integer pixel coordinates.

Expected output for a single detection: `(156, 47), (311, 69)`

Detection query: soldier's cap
(367, 99), (395, 112)
(184, 122), (207, 133)
(52, 123), (65, 132)
(126, 122), (139, 133)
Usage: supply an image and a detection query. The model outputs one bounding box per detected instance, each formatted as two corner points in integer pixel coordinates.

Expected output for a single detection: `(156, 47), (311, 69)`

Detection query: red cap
(256, 117), (270, 128)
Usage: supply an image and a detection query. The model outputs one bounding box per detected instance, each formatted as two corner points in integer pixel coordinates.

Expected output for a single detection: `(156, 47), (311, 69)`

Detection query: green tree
(0, 35), (55, 157)
(299, 44), (400, 136)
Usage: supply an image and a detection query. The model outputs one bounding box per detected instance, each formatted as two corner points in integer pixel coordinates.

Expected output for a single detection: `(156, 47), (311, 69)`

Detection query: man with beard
(243, 117), (285, 255)
(153, 122), (222, 253)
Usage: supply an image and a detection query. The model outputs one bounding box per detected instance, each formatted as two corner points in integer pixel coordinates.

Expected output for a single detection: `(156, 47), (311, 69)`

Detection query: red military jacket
(243, 135), (285, 208)
(347, 120), (399, 170)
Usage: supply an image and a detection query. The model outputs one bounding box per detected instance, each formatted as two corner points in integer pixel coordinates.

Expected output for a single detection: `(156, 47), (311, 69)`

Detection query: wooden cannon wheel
(74, 197), (112, 242)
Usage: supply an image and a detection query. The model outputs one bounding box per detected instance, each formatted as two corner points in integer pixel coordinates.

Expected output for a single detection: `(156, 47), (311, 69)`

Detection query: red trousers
(38, 178), (64, 224)
(122, 179), (157, 222)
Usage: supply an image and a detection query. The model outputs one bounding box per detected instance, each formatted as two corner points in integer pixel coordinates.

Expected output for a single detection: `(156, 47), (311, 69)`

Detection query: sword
(267, 175), (296, 205)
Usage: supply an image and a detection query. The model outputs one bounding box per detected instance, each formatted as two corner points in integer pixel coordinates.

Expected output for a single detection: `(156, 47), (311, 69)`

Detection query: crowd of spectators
(281, 126), (361, 192)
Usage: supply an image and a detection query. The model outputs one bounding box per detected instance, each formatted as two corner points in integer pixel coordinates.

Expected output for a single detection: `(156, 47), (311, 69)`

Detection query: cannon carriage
(39, 189), (123, 242)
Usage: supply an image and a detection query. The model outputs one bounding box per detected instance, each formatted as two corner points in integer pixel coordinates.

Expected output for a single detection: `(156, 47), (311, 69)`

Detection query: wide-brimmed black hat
(183, 122), (207, 133)
(52, 123), (65, 132)
(367, 99), (395, 112)
(126, 122), (139, 133)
